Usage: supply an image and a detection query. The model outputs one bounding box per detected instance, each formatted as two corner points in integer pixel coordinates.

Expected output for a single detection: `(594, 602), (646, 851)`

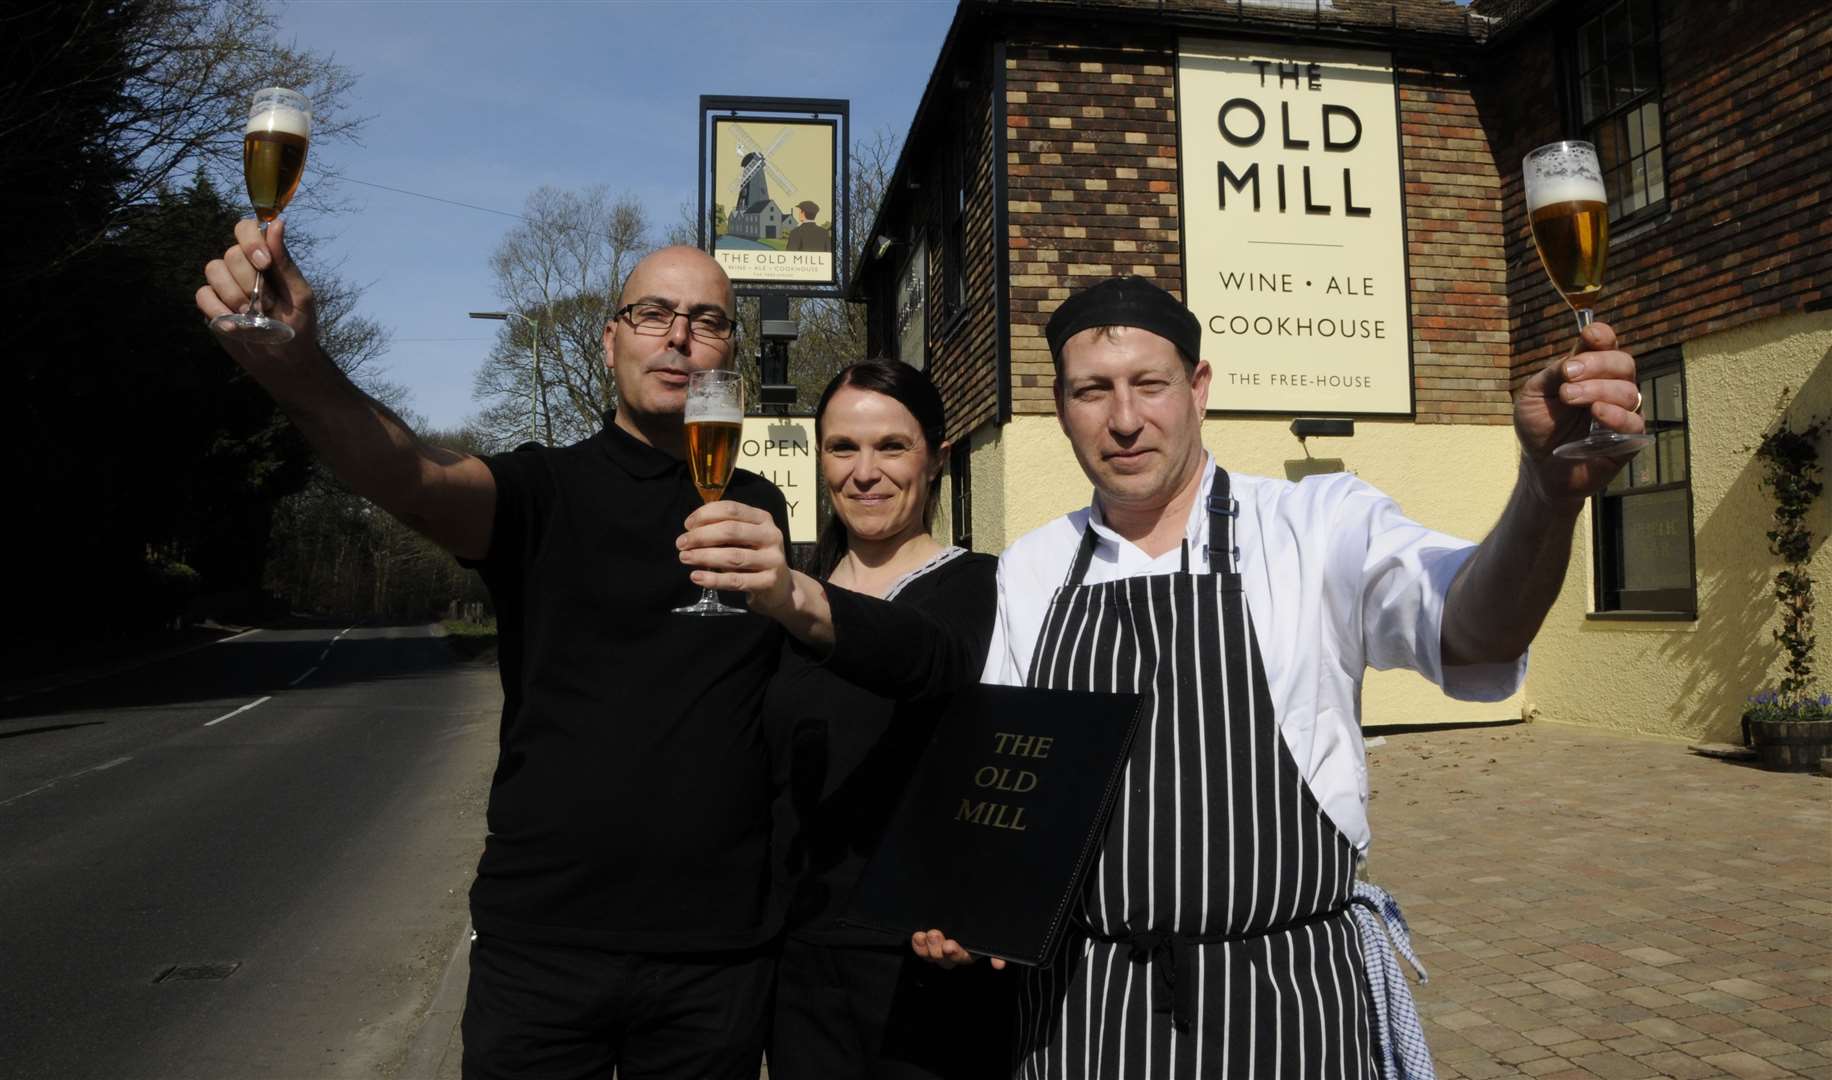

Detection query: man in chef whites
(679, 274), (1645, 1079)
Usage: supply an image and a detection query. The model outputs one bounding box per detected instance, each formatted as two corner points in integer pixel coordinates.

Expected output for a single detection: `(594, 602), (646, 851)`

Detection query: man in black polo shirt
(196, 222), (788, 1079)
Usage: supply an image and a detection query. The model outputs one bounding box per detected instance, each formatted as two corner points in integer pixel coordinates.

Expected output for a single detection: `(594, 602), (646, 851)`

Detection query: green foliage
(3, 2), (358, 643)
(10, 171), (315, 641)
(1751, 392), (1827, 702)
(138, 553), (202, 628)
(442, 617), (499, 661)
(442, 618), (498, 638)
(263, 428), (492, 620)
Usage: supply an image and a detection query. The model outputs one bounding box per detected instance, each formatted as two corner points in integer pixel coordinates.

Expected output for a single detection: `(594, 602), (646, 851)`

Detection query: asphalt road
(0, 623), (502, 1080)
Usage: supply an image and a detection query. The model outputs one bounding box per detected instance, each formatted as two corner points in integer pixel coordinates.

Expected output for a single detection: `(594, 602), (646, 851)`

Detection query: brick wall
(1002, 29), (1514, 423)
(1004, 37), (1186, 416)
(1397, 55), (1515, 424)
(1486, 1), (1832, 379)
(881, 0), (1828, 433)
(916, 48), (1004, 445)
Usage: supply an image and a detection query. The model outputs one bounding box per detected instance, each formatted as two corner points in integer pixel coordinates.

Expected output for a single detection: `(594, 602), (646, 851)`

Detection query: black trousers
(769, 938), (1015, 1080)
(461, 932), (773, 1080)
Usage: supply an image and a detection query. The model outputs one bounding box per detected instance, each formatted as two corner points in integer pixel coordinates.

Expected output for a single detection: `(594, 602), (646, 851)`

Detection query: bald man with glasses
(197, 224), (790, 1079)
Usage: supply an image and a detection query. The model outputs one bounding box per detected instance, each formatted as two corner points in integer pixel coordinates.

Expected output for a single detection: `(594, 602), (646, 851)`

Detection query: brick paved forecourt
(1368, 722), (1832, 1080)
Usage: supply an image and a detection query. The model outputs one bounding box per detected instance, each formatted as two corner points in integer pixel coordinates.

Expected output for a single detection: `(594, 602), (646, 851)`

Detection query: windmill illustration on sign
(723, 124), (826, 251)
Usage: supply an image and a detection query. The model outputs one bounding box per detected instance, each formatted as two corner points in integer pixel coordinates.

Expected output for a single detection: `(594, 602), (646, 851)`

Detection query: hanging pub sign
(699, 97), (850, 297)
(1178, 39), (1413, 415)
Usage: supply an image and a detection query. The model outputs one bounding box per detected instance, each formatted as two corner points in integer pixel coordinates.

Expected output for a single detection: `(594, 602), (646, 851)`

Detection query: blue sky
(275, 0), (956, 430)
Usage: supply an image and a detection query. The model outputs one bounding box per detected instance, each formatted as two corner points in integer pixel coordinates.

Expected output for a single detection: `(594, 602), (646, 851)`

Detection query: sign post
(699, 96), (848, 557)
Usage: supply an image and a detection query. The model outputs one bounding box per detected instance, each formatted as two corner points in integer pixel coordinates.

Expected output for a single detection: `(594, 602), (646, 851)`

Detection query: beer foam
(1528, 174), (1605, 210)
(247, 106), (311, 137)
(686, 404), (743, 424)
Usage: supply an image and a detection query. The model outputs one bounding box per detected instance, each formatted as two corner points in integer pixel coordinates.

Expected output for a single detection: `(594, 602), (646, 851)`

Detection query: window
(950, 441), (972, 549)
(895, 237), (928, 369)
(1594, 351), (1694, 614)
(871, 266), (897, 359)
(942, 96), (968, 318)
(1573, 0), (1667, 220)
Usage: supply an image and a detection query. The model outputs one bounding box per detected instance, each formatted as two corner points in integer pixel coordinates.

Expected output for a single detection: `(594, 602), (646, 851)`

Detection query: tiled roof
(977, 0), (1490, 41)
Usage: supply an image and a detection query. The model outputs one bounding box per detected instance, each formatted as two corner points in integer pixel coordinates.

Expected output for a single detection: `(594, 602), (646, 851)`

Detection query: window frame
(893, 234), (929, 370)
(870, 262), (897, 360)
(1565, 0), (1670, 227)
(941, 91), (969, 322)
(1590, 347), (1697, 618)
(950, 441), (972, 550)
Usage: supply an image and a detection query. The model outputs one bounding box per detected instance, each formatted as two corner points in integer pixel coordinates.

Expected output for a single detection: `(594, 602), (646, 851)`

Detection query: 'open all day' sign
(737, 417), (816, 544)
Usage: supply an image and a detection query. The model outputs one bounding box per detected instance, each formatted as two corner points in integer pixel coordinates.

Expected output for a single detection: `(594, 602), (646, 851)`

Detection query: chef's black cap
(1044, 275), (1203, 374)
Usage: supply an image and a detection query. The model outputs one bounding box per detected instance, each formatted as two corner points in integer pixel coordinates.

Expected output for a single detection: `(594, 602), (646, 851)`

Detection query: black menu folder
(843, 684), (1145, 967)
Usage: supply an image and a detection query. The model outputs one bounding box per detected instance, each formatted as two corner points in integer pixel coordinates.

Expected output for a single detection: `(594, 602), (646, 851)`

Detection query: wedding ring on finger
(1634, 390), (1644, 412)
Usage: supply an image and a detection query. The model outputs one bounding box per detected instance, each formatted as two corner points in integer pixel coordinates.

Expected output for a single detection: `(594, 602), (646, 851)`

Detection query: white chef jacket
(981, 454), (1527, 853)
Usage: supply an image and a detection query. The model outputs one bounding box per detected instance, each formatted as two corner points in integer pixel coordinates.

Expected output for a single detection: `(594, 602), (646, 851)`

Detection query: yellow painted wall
(1525, 310), (1832, 742)
(930, 462), (954, 548)
(967, 412), (1526, 725)
(931, 424), (1006, 551)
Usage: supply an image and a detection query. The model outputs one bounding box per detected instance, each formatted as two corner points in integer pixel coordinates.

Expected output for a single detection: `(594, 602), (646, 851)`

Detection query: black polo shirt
(465, 415), (789, 952)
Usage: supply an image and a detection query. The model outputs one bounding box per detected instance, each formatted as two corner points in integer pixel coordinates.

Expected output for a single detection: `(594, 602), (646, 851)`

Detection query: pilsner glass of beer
(1523, 140), (1652, 459)
(674, 369), (748, 616)
(211, 87), (312, 344)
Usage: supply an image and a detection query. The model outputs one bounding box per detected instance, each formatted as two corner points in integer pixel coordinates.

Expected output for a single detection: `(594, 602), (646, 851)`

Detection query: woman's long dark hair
(810, 360), (948, 581)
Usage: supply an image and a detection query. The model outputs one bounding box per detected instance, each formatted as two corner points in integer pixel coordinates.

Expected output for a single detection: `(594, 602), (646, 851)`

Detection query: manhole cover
(153, 961), (241, 983)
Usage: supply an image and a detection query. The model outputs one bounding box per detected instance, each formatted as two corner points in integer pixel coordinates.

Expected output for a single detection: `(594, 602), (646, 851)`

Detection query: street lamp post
(469, 310), (550, 445)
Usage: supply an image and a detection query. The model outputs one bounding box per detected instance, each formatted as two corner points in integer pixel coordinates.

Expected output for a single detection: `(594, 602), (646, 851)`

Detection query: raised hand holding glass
(1522, 140), (1653, 460)
(212, 87), (311, 344)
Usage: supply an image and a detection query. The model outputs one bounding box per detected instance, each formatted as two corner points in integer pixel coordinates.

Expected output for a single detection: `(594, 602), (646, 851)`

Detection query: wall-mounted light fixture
(1289, 418), (1355, 440)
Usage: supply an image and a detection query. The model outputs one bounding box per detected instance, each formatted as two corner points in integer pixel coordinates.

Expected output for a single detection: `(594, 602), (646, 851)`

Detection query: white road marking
(0, 756), (134, 807)
(318, 649), (330, 662)
(216, 628), (262, 645)
(288, 666), (319, 688)
(204, 696), (272, 727)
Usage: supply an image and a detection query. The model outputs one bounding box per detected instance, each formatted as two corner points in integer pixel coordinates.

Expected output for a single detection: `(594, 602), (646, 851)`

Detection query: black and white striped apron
(1014, 465), (1378, 1080)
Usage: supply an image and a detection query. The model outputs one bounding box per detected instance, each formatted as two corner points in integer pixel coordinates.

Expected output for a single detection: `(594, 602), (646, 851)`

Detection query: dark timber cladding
(850, 6), (1002, 445)
(855, 0), (1830, 434)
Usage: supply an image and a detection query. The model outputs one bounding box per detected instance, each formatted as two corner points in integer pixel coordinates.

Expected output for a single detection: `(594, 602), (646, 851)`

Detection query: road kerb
(399, 921), (472, 1080)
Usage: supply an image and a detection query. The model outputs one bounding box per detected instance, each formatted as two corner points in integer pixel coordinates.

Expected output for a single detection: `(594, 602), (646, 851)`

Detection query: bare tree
(117, 0), (360, 205)
(472, 186), (653, 446)
(472, 131), (900, 443)
(0, 0), (362, 272)
(258, 256), (454, 619)
(313, 271), (393, 390)
(780, 127), (902, 404)
(664, 199), (701, 249)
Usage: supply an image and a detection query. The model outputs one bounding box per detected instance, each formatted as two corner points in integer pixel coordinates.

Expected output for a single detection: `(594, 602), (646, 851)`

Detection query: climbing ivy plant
(1752, 393), (1827, 703)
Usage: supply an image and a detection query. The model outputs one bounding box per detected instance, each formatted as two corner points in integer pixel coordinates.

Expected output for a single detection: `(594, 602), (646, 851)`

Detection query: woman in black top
(762, 361), (1012, 1079)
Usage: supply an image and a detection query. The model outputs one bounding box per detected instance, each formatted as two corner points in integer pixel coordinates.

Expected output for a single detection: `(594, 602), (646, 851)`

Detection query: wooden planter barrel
(1745, 717), (1832, 772)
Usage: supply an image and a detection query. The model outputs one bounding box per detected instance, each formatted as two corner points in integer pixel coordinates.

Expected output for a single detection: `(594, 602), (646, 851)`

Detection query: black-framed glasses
(614, 302), (736, 341)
